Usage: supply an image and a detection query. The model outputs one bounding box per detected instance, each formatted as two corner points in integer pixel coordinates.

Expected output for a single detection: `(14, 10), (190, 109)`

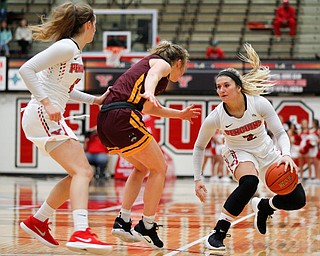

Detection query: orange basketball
(265, 163), (298, 195)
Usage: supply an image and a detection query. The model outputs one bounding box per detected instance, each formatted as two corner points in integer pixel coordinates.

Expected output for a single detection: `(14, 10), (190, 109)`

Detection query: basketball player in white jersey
(18, 2), (112, 254)
(193, 43), (306, 251)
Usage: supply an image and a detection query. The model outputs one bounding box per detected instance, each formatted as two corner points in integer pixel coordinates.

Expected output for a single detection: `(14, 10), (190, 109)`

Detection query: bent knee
(150, 162), (168, 176)
(293, 183), (306, 209)
(297, 195), (306, 209)
(295, 189), (306, 209)
(72, 166), (94, 180)
(134, 167), (149, 177)
(274, 183), (306, 210)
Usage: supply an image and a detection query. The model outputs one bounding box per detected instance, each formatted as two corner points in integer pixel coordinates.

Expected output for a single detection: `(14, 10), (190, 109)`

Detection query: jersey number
(243, 134), (256, 141)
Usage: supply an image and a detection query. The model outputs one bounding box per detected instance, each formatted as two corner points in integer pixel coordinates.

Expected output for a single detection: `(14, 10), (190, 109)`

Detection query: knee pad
(224, 175), (259, 216)
(272, 183), (306, 210)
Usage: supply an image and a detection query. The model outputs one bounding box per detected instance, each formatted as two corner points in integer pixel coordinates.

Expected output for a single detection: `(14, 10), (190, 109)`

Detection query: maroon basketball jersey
(103, 54), (169, 111)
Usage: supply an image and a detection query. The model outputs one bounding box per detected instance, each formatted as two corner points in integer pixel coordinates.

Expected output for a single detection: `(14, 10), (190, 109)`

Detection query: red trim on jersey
(38, 106), (51, 136)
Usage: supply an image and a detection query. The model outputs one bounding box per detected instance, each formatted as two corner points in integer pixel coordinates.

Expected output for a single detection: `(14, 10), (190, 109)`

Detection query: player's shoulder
(212, 101), (224, 112)
(247, 94), (269, 105)
(208, 102), (223, 119)
(52, 38), (78, 53)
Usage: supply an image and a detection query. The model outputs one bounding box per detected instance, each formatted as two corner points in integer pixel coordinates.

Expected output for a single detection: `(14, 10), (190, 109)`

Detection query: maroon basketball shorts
(97, 108), (153, 157)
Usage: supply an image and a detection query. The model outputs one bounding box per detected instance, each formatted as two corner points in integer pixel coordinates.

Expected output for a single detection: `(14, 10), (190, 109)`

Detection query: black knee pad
(224, 175), (259, 216)
(272, 183), (306, 210)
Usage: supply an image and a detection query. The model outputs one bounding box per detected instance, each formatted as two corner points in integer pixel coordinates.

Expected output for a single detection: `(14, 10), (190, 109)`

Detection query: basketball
(265, 163), (298, 195)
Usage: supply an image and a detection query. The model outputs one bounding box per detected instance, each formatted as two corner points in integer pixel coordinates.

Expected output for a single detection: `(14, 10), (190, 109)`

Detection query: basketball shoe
(251, 197), (275, 234)
(20, 215), (59, 247)
(111, 217), (140, 242)
(205, 220), (230, 250)
(131, 219), (164, 249)
(66, 227), (112, 254)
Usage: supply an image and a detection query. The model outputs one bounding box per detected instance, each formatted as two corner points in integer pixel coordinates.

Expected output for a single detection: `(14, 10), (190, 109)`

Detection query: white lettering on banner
(273, 73), (303, 79)
(119, 157), (134, 168)
(268, 86), (304, 93)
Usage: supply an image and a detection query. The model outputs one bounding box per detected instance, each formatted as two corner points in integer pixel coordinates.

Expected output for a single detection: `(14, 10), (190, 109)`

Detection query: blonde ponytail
(238, 43), (274, 95)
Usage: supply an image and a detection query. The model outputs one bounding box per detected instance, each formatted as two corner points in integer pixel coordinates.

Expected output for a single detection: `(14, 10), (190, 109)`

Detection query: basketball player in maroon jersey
(97, 40), (200, 249)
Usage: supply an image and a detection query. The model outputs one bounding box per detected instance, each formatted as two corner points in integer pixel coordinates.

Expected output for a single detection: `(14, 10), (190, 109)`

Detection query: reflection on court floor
(0, 176), (319, 255)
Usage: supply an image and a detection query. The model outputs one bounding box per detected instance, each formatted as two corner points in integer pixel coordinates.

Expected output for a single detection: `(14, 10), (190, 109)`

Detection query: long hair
(219, 43), (274, 95)
(149, 40), (189, 67)
(29, 2), (94, 42)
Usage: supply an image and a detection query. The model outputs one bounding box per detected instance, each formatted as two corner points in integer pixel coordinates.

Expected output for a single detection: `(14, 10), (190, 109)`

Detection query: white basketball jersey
(20, 38), (84, 112)
(216, 94), (272, 150)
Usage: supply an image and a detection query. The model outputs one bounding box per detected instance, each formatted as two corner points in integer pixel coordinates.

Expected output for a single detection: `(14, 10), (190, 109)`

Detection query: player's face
(86, 16), (96, 43)
(215, 76), (241, 103)
(169, 59), (187, 82)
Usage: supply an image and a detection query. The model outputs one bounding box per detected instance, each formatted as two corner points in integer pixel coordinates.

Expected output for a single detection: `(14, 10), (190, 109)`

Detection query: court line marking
(164, 212), (255, 256)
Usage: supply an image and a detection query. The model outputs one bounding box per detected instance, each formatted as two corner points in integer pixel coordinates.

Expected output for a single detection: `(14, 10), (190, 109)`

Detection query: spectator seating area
(6, 0), (320, 59)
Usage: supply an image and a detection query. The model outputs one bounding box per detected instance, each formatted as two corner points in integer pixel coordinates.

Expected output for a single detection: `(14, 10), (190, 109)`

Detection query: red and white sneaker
(66, 227), (112, 255)
(20, 215), (59, 247)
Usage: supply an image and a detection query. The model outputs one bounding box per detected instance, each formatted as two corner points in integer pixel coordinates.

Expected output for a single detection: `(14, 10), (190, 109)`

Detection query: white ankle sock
(73, 209), (89, 231)
(219, 212), (234, 223)
(34, 201), (55, 222)
(142, 215), (155, 230)
(119, 208), (131, 223)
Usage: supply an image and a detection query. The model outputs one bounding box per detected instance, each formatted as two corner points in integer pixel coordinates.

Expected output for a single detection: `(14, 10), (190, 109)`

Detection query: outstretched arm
(142, 101), (201, 124)
(69, 86), (111, 105)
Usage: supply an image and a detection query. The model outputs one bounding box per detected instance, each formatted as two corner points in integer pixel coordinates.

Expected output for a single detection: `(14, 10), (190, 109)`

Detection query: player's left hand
(279, 155), (299, 174)
(180, 105), (201, 124)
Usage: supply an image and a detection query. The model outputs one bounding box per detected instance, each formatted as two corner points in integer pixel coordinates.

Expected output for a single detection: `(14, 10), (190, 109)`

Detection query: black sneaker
(205, 230), (228, 250)
(205, 220), (231, 250)
(111, 217), (140, 242)
(251, 197), (275, 234)
(131, 219), (164, 249)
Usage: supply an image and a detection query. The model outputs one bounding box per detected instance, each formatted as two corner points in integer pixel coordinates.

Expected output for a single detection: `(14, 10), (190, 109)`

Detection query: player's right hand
(195, 180), (207, 203)
(41, 98), (62, 122)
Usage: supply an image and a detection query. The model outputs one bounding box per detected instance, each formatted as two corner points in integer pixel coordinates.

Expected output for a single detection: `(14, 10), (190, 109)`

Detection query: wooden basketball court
(0, 175), (319, 255)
